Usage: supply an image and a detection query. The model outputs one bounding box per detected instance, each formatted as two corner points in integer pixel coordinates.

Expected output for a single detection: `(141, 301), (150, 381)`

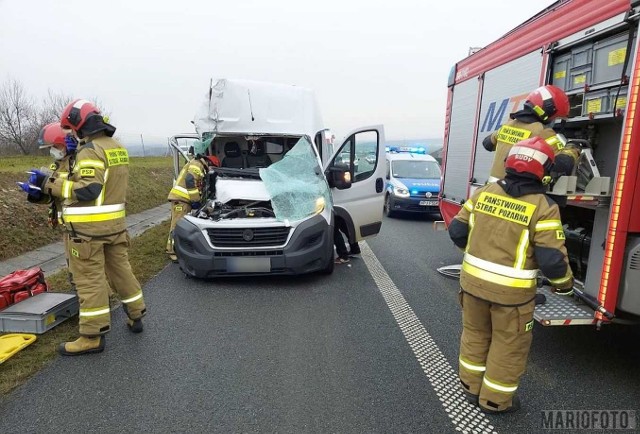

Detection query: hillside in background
(117, 133), (171, 157)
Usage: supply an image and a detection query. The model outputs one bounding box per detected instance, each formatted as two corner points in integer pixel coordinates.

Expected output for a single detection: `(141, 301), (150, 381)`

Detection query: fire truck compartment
(557, 109), (623, 302)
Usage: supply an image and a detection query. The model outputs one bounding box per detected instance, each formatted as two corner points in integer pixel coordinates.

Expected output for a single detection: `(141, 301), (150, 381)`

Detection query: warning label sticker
(496, 126), (532, 145)
(554, 70), (566, 79)
(474, 192), (537, 226)
(586, 98), (602, 113)
(608, 48), (626, 66)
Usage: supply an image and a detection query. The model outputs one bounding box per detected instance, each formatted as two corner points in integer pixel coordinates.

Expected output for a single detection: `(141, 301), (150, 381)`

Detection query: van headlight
(315, 197), (326, 214)
(393, 186), (410, 198)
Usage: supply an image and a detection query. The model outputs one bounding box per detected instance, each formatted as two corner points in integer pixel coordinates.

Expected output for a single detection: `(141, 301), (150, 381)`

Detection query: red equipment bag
(0, 267), (48, 309)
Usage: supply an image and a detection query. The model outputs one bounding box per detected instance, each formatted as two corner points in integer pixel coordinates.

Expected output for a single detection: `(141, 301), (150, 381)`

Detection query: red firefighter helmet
(38, 122), (67, 149)
(525, 85), (570, 122)
(206, 155), (221, 167)
(505, 136), (555, 181)
(60, 99), (101, 131)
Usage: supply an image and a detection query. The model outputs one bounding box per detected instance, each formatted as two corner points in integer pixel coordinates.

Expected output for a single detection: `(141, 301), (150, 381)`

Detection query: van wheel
(320, 255), (334, 275)
(384, 195), (396, 218)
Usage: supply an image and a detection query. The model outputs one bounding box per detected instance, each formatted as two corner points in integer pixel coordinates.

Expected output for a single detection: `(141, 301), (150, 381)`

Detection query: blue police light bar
(386, 146), (427, 154)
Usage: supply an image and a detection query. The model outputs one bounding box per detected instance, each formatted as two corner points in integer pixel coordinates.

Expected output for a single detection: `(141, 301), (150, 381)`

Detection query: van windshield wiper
(212, 167), (261, 179)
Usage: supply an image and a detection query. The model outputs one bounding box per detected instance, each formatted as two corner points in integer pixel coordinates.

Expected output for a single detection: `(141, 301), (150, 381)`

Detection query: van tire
(384, 195), (396, 218)
(320, 255), (335, 275)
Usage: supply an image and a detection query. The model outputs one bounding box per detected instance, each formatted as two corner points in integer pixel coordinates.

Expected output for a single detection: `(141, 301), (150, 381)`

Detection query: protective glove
(190, 201), (202, 210)
(27, 169), (48, 187)
(65, 135), (78, 153)
(17, 181), (42, 200)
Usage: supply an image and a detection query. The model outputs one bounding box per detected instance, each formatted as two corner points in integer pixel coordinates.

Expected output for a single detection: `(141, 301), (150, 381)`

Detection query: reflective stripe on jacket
(448, 182), (573, 305)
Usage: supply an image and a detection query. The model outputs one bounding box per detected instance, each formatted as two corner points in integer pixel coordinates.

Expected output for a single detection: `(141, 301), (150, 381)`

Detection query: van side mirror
(326, 166), (352, 190)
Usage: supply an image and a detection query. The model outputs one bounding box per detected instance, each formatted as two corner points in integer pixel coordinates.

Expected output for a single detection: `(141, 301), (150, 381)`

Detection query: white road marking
(360, 241), (497, 434)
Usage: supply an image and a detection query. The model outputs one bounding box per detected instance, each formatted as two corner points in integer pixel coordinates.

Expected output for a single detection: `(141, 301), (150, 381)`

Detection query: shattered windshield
(259, 137), (332, 222)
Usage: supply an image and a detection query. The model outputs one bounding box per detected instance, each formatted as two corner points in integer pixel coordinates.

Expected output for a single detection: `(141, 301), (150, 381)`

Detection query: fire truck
(438, 0), (640, 327)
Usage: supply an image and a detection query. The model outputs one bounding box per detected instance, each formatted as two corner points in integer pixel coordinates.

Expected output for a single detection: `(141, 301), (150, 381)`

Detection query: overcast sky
(0, 0), (554, 143)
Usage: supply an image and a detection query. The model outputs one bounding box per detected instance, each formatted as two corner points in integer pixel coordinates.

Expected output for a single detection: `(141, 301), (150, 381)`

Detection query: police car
(384, 146), (441, 217)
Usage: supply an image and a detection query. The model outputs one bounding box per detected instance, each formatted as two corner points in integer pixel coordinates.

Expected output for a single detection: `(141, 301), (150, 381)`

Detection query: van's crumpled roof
(259, 137), (332, 222)
(193, 79), (324, 136)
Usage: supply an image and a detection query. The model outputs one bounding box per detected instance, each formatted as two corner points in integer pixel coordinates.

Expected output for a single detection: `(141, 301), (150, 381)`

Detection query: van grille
(207, 227), (290, 247)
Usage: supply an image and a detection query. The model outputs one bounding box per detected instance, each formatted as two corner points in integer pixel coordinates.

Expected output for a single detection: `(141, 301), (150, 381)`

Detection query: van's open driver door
(326, 125), (386, 241)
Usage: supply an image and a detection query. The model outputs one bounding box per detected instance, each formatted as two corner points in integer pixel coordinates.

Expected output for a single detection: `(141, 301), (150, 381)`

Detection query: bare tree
(0, 80), (115, 155)
(39, 89), (74, 125)
(0, 79), (38, 154)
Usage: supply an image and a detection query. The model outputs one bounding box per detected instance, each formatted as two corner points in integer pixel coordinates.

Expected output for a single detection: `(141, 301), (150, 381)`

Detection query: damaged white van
(170, 79), (386, 278)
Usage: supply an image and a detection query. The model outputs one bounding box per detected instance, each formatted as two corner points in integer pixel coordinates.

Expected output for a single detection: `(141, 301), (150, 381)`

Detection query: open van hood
(193, 79), (324, 137)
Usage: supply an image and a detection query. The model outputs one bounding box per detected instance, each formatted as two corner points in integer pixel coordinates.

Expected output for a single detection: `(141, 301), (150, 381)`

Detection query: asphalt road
(1, 212), (639, 433)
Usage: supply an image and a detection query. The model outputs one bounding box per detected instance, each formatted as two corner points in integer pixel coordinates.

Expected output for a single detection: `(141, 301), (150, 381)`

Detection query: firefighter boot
(127, 318), (143, 333)
(122, 304), (144, 333)
(58, 336), (105, 356)
(461, 380), (479, 405)
(463, 390), (479, 406)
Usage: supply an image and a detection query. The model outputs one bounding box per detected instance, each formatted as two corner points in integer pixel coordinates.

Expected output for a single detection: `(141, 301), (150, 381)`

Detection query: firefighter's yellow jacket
(167, 157), (210, 204)
(449, 181), (573, 306)
(484, 118), (579, 182)
(43, 134), (130, 237)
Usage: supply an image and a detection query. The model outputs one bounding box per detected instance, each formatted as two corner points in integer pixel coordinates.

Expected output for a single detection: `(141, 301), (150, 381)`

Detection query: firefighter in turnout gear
(34, 99), (147, 355)
(449, 136), (573, 413)
(483, 85), (580, 183)
(166, 139), (220, 262)
(26, 123), (78, 289)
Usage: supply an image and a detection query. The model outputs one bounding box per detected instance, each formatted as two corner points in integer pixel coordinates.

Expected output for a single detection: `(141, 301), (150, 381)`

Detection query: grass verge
(0, 156), (174, 261)
(0, 221), (170, 396)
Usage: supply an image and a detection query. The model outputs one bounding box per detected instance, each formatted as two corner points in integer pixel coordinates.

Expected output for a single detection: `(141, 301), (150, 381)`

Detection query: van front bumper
(173, 214), (333, 278)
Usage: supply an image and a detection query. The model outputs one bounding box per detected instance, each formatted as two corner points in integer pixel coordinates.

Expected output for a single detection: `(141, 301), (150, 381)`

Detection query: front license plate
(226, 257), (271, 273)
(419, 200), (438, 206)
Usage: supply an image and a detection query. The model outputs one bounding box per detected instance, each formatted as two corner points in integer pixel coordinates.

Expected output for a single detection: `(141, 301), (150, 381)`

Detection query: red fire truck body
(439, 0), (640, 325)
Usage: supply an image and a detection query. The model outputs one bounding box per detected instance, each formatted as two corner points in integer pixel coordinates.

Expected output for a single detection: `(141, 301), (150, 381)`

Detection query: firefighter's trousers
(458, 291), (535, 411)
(166, 201), (190, 255)
(67, 231), (146, 336)
(64, 235), (117, 294)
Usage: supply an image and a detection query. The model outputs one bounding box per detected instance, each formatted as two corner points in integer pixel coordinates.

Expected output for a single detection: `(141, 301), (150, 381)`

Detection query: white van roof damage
(193, 79), (324, 137)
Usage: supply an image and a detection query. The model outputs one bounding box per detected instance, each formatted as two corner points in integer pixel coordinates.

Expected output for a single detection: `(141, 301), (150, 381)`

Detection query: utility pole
(140, 134), (146, 157)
